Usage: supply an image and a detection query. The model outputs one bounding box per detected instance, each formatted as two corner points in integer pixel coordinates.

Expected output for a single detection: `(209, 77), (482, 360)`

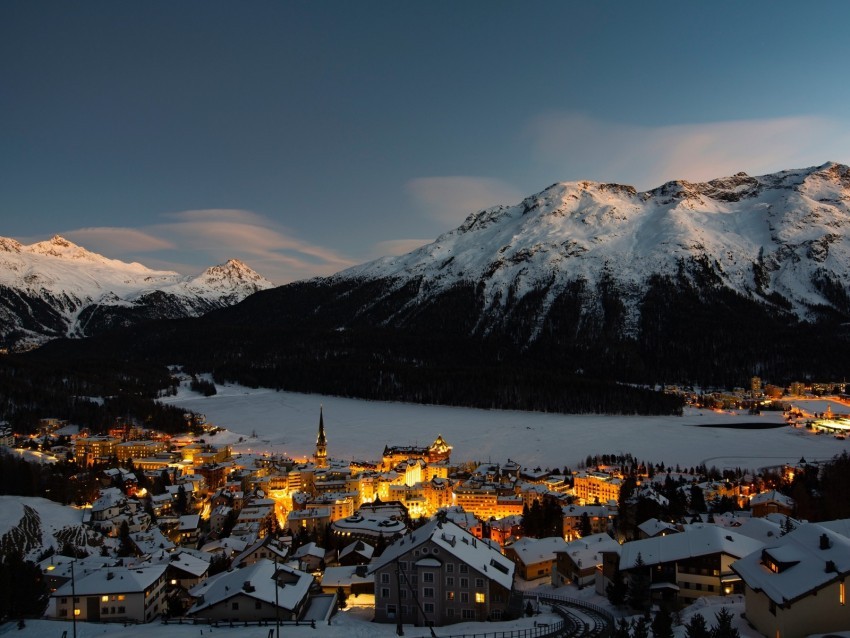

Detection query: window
(475, 578), (484, 588)
(387, 604), (397, 618)
(446, 591), (455, 601)
(446, 564), (454, 573)
(424, 603), (434, 613)
(462, 609), (475, 619)
(841, 581), (846, 605)
(399, 562), (407, 570)
(400, 590), (407, 599)
(101, 595), (109, 602)
(381, 588), (390, 598)
(492, 610), (502, 620)
(61, 598), (67, 604)
(460, 565), (468, 574)
(232, 602), (239, 610)
(460, 592), (469, 603)
(118, 606), (125, 614)
(461, 578), (469, 588)
(475, 592), (485, 603)
(424, 587), (434, 598)
(59, 610), (67, 617)
(101, 608), (109, 615)
(446, 577), (454, 586)
(447, 609), (455, 617)
(381, 573), (390, 584)
(423, 572), (434, 583)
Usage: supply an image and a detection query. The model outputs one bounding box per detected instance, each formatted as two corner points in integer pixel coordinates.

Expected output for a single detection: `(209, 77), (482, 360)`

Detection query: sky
(3, 1), (850, 284)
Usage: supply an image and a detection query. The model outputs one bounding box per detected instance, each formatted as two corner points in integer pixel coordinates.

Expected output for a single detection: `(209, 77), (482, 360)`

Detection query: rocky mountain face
(0, 236), (273, 349)
(194, 161), (850, 390)
(337, 161), (850, 336)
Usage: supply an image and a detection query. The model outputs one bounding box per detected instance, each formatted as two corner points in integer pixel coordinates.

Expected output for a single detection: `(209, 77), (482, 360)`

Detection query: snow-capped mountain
(0, 235), (273, 349)
(338, 162), (850, 336)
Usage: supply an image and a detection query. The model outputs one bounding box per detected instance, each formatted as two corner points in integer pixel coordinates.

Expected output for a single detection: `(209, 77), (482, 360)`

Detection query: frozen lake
(163, 383), (849, 472)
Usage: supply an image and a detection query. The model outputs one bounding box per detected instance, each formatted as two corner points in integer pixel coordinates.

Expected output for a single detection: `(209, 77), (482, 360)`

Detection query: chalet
(338, 540), (374, 566)
(46, 564), (168, 623)
(749, 489), (795, 518)
(732, 523), (850, 638)
(600, 526), (763, 603)
(187, 559), (312, 622)
(553, 533), (620, 588)
(231, 535), (289, 568)
(504, 536), (568, 581)
(369, 518), (517, 626)
(320, 565), (374, 597)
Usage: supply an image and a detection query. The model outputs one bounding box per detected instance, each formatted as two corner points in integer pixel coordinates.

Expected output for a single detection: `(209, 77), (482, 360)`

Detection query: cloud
(151, 209), (358, 282)
(526, 112), (850, 190)
(62, 227), (175, 253)
(407, 176), (524, 226)
(56, 210), (357, 284)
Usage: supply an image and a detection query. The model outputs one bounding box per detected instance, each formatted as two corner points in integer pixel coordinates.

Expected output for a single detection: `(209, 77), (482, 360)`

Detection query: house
(231, 535), (289, 568)
(561, 504), (615, 541)
(292, 542), (326, 572)
(600, 526), (764, 603)
(504, 536), (568, 581)
(338, 540), (374, 566)
(553, 533), (620, 588)
(369, 518), (517, 626)
(749, 489), (795, 518)
(177, 514), (201, 546)
(731, 523), (850, 638)
(637, 518), (680, 539)
(46, 564), (168, 623)
(187, 559), (312, 621)
(320, 565), (374, 597)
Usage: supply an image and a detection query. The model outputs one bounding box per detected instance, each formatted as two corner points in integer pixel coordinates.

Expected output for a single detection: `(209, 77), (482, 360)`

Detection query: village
(3, 380), (850, 638)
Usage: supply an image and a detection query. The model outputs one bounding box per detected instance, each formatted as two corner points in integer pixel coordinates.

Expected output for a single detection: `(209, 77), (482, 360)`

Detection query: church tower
(314, 405), (328, 468)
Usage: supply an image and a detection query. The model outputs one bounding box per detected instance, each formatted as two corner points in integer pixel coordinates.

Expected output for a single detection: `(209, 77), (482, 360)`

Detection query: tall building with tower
(314, 405), (328, 468)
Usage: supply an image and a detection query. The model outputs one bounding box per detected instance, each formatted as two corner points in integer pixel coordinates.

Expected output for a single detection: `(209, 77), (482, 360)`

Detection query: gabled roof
(188, 559), (312, 614)
(558, 533), (621, 566)
(339, 540), (374, 561)
(750, 489), (795, 508)
(232, 536), (288, 568)
(618, 526), (763, 570)
(369, 519), (514, 590)
(637, 518), (679, 537)
(52, 565), (167, 597)
(731, 522), (850, 605)
(508, 536), (568, 566)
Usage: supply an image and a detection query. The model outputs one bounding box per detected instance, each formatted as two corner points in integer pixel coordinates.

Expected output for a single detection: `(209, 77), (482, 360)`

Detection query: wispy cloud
(62, 227), (175, 253)
(526, 112), (850, 189)
(58, 210), (357, 284)
(407, 176), (524, 226)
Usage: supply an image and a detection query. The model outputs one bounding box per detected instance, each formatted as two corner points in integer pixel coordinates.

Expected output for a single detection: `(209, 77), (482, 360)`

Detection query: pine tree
(612, 618), (630, 638)
(651, 606), (674, 638)
(631, 615), (650, 638)
(627, 552), (651, 612)
(336, 586), (348, 609)
(684, 612), (711, 638)
(606, 567), (627, 606)
(579, 512), (592, 537)
(710, 607), (740, 638)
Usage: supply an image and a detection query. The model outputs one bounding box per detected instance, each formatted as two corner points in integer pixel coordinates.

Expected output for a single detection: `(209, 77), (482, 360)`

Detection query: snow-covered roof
(130, 527), (175, 554)
(140, 550), (211, 578)
(178, 514), (201, 531)
(749, 489), (795, 508)
(618, 526), (763, 570)
(369, 519), (515, 590)
(732, 522), (850, 605)
(321, 565), (373, 588)
(292, 542), (325, 560)
(331, 513), (407, 535)
(52, 564), (167, 597)
(188, 559), (312, 614)
(507, 536), (568, 566)
(637, 518), (679, 537)
(339, 540), (374, 561)
(558, 533), (621, 567)
(232, 537), (288, 568)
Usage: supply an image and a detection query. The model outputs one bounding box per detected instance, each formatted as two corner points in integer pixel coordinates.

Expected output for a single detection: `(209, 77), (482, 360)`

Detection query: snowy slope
(0, 496), (89, 560)
(338, 162), (850, 333)
(0, 236), (273, 348)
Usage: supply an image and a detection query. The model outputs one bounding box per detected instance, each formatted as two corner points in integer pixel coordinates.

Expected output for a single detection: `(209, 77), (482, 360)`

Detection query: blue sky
(3, 1), (850, 283)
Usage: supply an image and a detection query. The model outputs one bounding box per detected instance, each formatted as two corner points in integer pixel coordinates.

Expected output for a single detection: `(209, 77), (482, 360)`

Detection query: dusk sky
(3, 1), (850, 283)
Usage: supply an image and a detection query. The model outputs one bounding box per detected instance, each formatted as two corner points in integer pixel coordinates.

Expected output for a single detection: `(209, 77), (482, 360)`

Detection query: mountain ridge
(0, 235), (274, 349)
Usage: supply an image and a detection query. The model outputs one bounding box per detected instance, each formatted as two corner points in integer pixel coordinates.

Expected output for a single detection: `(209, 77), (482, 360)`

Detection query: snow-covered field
(162, 382), (850, 472)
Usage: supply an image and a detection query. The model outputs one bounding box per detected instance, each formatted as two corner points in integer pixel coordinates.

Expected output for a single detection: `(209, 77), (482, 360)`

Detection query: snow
(163, 383), (850, 471)
(336, 162), (850, 329)
(0, 496), (86, 553)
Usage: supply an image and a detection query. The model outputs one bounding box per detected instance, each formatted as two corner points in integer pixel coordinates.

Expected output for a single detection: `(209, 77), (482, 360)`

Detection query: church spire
(314, 404), (328, 468)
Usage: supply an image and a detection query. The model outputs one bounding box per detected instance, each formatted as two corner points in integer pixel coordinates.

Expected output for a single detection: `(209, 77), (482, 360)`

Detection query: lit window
(841, 581), (846, 605)
(475, 592), (485, 603)
(74, 609), (81, 617)
(101, 595), (109, 602)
